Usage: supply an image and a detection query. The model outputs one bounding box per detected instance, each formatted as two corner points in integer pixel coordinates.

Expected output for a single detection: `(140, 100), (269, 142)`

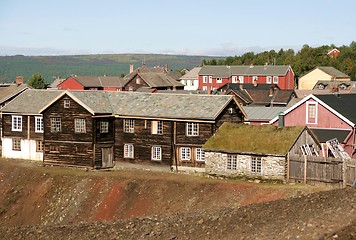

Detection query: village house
(38, 91), (245, 169)
(298, 66), (350, 90)
(1, 89), (62, 160)
(269, 93), (356, 158)
(198, 65), (295, 91)
(204, 123), (320, 181)
(57, 75), (126, 91)
(179, 67), (201, 90)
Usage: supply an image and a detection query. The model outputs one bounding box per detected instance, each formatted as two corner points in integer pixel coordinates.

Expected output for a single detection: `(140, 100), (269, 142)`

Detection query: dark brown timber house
(39, 91), (246, 169)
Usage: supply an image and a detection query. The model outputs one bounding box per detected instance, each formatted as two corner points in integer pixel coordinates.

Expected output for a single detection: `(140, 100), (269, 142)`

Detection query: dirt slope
(0, 158), (354, 239)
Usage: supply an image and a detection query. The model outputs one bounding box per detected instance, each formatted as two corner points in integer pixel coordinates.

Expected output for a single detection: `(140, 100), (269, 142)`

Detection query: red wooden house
(198, 65), (295, 91)
(269, 94), (356, 158)
(58, 75), (126, 91)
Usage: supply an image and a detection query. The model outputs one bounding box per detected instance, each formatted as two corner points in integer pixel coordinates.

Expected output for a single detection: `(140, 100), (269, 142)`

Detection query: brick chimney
(129, 64), (134, 73)
(269, 86), (274, 96)
(15, 76), (24, 85)
(164, 64), (168, 72)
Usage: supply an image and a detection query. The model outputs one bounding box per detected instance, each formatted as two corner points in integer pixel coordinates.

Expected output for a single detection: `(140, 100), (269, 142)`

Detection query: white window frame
(12, 138), (21, 151)
(306, 101), (318, 124)
(123, 119), (134, 133)
(100, 120), (109, 133)
(180, 147), (191, 161)
(196, 148), (205, 162)
(266, 76), (272, 84)
(232, 76), (237, 83)
(151, 146), (162, 161)
(51, 117), (61, 133)
(64, 99), (70, 108)
(186, 122), (199, 136)
(35, 116), (43, 133)
(216, 77), (222, 83)
(202, 86), (208, 91)
(227, 155), (237, 170)
(36, 140), (43, 152)
(203, 76), (208, 83)
(124, 144), (134, 158)
(208, 76), (212, 83)
(75, 118), (86, 133)
(12, 115), (22, 132)
(239, 76), (244, 83)
(151, 120), (163, 135)
(273, 76), (279, 84)
(251, 156), (262, 174)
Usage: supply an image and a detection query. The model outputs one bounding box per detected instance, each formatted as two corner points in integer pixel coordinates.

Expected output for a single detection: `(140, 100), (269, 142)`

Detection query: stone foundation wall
(205, 152), (286, 180)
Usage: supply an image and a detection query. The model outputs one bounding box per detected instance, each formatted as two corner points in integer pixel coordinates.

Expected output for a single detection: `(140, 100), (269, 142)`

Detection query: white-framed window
(123, 119), (134, 133)
(202, 86), (208, 91)
(232, 76), (238, 83)
(203, 76), (208, 83)
(12, 138), (21, 151)
(273, 76), (279, 84)
(12, 115), (22, 131)
(216, 77), (222, 83)
(239, 76), (244, 83)
(208, 76), (212, 83)
(252, 76), (258, 83)
(251, 156), (262, 173)
(180, 147), (191, 161)
(186, 122), (199, 136)
(75, 118), (86, 133)
(124, 144), (134, 158)
(151, 146), (162, 161)
(266, 76), (272, 84)
(227, 155), (238, 170)
(36, 140), (43, 152)
(136, 78), (141, 84)
(100, 120), (109, 133)
(51, 117), (61, 133)
(196, 148), (205, 162)
(35, 116), (43, 133)
(151, 120), (163, 135)
(306, 102), (318, 124)
(64, 99), (70, 108)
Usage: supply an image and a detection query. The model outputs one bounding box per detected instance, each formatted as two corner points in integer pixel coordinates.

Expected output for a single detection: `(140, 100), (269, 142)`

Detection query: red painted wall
(58, 77), (84, 90)
(103, 87), (122, 91)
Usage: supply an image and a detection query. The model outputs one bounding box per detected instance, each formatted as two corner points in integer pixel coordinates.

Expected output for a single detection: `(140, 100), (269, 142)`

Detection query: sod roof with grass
(203, 122), (306, 156)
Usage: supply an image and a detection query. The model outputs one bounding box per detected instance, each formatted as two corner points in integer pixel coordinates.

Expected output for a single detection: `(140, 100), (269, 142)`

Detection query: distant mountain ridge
(0, 54), (217, 84)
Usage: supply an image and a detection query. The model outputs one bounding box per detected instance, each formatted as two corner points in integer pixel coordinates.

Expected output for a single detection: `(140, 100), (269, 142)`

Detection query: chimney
(250, 63), (254, 68)
(278, 113), (285, 128)
(164, 64), (168, 72)
(15, 76), (24, 85)
(269, 86), (274, 96)
(129, 64), (134, 73)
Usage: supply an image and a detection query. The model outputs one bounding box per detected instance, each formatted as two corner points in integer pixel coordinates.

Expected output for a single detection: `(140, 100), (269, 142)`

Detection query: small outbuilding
(203, 123), (320, 181)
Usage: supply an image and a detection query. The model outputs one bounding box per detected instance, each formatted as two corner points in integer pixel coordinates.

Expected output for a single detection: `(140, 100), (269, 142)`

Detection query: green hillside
(0, 54), (215, 84)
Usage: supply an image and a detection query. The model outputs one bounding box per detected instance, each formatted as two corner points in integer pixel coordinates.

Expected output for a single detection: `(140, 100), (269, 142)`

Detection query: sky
(0, 0), (355, 56)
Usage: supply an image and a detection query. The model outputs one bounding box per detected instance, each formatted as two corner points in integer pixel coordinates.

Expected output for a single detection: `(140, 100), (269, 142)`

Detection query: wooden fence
(288, 154), (356, 187)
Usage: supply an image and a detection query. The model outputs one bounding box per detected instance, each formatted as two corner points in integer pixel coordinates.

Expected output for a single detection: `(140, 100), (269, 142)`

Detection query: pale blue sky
(0, 0), (355, 56)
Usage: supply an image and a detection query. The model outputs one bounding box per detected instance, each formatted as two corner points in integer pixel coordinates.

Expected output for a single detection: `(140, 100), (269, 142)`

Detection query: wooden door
(102, 147), (113, 168)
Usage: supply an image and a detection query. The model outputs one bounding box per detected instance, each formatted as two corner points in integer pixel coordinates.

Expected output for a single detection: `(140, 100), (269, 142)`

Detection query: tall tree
(28, 73), (45, 89)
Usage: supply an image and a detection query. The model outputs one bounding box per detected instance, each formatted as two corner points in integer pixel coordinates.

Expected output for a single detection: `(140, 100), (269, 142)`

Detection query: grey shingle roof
(0, 84), (30, 104)
(138, 73), (184, 88)
(199, 65), (291, 78)
(0, 89), (63, 114)
(68, 91), (113, 114)
(106, 91), (234, 120)
(244, 106), (288, 121)
(317, 67), (349, 78)
(72, 76), (126, 87)
(179, 67), (202, 80)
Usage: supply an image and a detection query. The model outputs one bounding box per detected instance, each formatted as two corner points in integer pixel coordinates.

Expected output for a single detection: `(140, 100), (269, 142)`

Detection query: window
(266, 76), (272, 84)
(251, 156), (262, 173)
(273, 76), (279, 84)
(12, 138), (21, 151)
(151, 120), (163, 135)
(208, 76), (212, 83)
(123, 119), (134, 133)
(186, 122), (199, 136)
(180, 147), (191, 161)
(124, 144), (134, 158)
(12, 115), (22, 131)
(35, 116), (43, 133)
(202, 86), (208, 91)
(36, 140), (43, 152)
(227, 155), (237, 170)
(232, 76), (237, 83)
(196, 148), (205, 162)
(64, 99), (70, 108)
(100, 120), (109, 133)
(51, 117), (61, 132)
(203, 76), (208, 83)
(239, 76), (244, 83)
(75, 118), (86, 133)
(151, 146), (162, 161)
(216, 78), (222, 83)
(306, 102), (318, 124)
(136, 78), (141, 84)
(252, 76), (258, 82)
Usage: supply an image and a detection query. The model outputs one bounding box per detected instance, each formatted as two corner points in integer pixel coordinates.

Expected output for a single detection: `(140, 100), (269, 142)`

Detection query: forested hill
(203, 42), (356, 81)
(0, 54), (218, 84)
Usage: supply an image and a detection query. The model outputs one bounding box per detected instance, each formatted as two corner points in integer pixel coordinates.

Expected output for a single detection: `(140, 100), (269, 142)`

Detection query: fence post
(304, 155), (307, 184)
(342, 159), (346, 188)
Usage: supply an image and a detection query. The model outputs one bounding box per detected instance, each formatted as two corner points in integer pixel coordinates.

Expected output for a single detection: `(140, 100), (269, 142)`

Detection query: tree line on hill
(201, 42), (356, 80)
